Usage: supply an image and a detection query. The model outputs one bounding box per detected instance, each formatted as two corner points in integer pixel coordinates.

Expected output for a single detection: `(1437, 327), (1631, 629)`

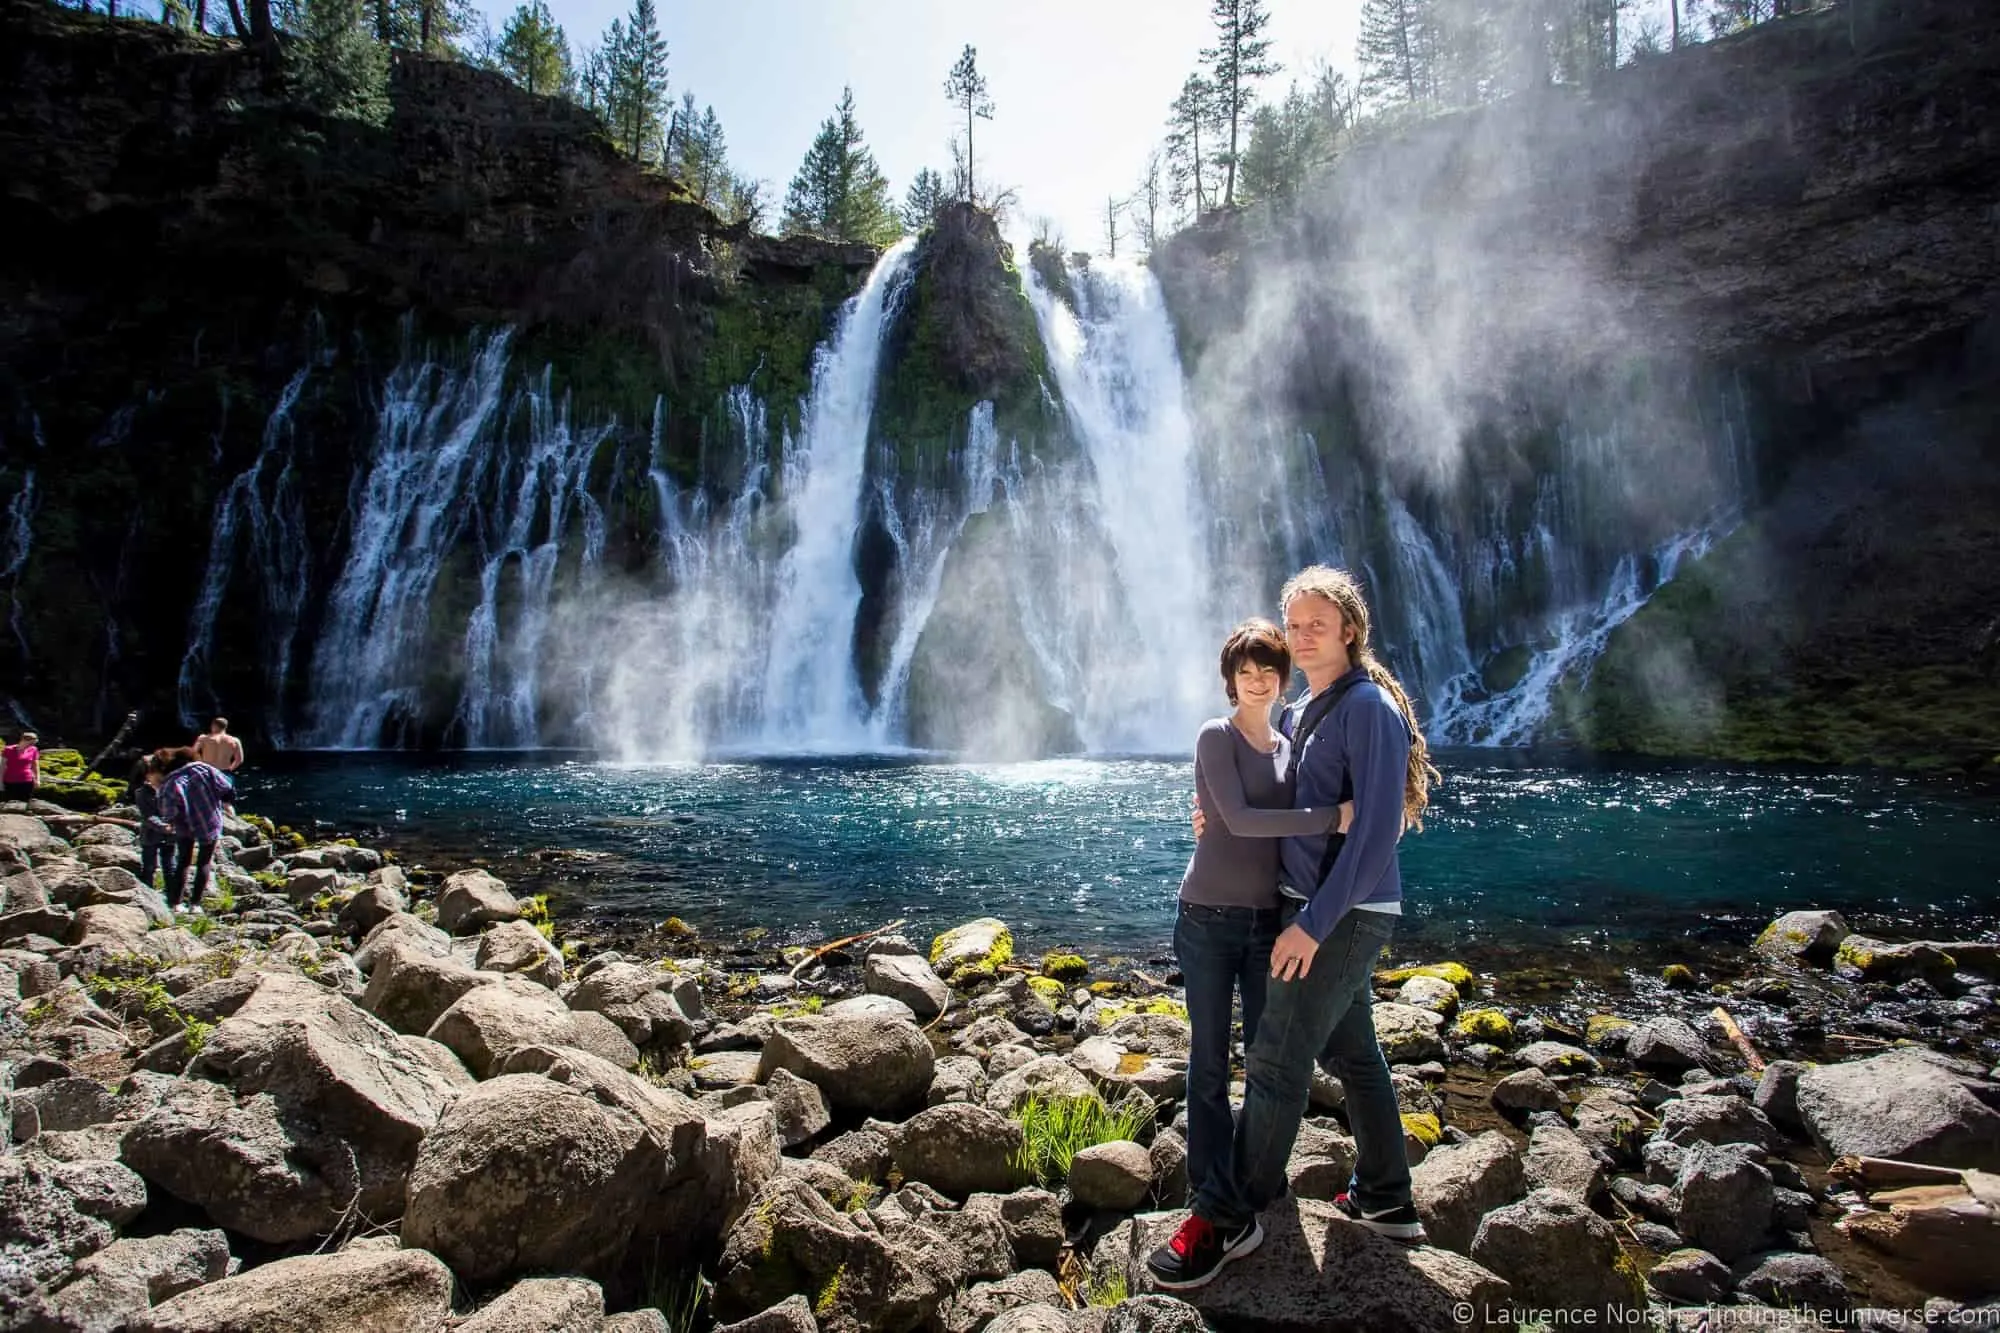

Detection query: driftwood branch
(787, 918), (907, 980)
(1829, 1155), (1968, 1191)
(1710, 1005), (1765, 1072)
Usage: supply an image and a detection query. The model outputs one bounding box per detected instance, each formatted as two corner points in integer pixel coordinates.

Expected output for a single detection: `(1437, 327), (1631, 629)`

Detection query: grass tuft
(1009, 1093), (1154, 1188)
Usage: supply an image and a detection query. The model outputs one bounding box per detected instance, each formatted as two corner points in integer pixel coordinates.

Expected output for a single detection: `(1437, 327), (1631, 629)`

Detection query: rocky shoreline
(3, 790), (1998, 1332)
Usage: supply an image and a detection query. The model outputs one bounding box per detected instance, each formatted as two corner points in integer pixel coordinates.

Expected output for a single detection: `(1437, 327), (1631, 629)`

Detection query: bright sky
(475, 0), (1369, 250)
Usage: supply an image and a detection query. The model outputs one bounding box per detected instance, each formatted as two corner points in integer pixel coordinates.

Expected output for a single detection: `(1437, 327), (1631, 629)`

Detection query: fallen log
(1710, 1005), (1765, 1072)
(787, 918), (907, 979)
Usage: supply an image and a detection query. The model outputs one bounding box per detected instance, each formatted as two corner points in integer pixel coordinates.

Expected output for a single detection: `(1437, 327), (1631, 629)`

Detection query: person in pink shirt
(2, 731), (39, 803)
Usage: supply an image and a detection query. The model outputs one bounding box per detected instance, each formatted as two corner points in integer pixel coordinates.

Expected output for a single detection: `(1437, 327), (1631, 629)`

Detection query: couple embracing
(1150, 564), (1440, 1290)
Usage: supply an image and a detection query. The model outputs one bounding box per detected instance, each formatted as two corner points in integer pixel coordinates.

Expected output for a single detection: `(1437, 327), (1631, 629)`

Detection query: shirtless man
(191, 717), (244, 773)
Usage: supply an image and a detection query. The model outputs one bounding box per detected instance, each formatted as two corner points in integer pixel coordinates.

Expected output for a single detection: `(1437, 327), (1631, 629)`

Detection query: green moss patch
(1378, 962), (1475, 992)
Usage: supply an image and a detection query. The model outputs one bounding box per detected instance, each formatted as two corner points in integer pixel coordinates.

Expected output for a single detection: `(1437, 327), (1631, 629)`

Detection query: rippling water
(245, 751), (2000, 973)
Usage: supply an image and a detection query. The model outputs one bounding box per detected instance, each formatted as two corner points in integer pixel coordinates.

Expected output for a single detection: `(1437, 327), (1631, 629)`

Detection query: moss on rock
(1041, 952), (1089, 982)
(1455, 1007), (1515, 1046)
(1378, 962), (1475, 993)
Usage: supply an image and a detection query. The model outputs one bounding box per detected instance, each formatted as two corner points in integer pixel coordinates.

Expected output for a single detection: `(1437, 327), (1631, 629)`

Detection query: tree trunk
(225, 0), (247, 38)
(195, 0), (207, 31)
(1191, 120), (1204, 215)
(375, 0), (390, 43)
(420, 0), (432, 51)
(1670, 0), (1680, 51)
(248, 0), (271, 48)
(964, 103), (975, 206)
(1224, 76), (1239, 206)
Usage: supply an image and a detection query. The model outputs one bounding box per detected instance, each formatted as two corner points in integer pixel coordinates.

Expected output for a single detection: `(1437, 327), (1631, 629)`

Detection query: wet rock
(883, 1103), (1028, 1197)
(1735, 1251), (1850, 1311)
(135, 1246), (454, 1332)
(1647, 1247), (1733, 1303)
(1796, 1048), (2000, 1171)
(1753, 910), (1850, 965)
(1626, 1017), (1711, 1073)
(1672, 1143), (1773, 1262)
(1470, 1188), (1645, 1322)
(403, 1075), (661, 1284)
(1069, 1140), (1153, 1211)
(457, 1276), (605, 1332)
(1491, 1067), (1568, 1116)
(1515, 1041), (1600, 1076)
(866, 952), (950, 1019)
(759, 1014), (935, 1116)
(1412, 1130), (1527, 1254)
(1836, 935), (1958, 984)
(436, 868), (522, 934)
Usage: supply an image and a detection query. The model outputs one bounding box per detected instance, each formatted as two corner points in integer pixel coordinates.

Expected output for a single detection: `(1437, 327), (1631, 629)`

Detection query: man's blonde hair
(1280, 566), (1440, 830)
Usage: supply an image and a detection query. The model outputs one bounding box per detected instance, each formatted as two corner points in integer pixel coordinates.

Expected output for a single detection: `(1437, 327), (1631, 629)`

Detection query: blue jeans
(1174, 900), (1285, 1206)
(1194, 909), (1408, 1228)
(140, 838), (182, 893)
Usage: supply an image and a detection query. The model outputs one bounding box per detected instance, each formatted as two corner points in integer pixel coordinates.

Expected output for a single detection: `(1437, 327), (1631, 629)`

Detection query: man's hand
(1191, 795), (1206, 839)
(1337, 801), (1355, 835)
(1270, 922), (1319, 981)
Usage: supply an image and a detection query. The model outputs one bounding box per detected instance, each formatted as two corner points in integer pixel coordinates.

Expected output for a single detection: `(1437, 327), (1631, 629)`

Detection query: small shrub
(1086, 1263), (1128, 1307)
(181, 912), (216, 938)
(1009, 1094), (1155, 1188)
(767, 995), (824, 1018)
(814, 1265), (844, 1317)
(519, 894), (551, 925)
(251, 870), (287, 891)
(206, 882), (238, 914)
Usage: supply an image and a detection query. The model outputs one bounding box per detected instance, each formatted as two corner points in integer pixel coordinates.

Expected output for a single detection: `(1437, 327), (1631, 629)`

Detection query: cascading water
(1022, 257), (1216, 749)
(452, 371), (609, 747)
(178, 368), (311, 741)
(307, 330), (512, 747)
(3, 468), (36, 660)
(755, 238), (916, 750)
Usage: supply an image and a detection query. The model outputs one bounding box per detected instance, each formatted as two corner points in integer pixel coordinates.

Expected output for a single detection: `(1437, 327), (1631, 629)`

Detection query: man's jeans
(1174, 900), (1284, 1206)
(1193, 909), (1409, 1229)
(139, 838), (182, 894)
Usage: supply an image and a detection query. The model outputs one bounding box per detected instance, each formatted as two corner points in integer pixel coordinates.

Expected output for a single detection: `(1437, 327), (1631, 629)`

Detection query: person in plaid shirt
(159, 747), (236, 911)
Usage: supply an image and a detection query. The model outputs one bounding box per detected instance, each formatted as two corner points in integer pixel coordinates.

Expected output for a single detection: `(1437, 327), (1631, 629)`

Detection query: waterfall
(178, 368), (310, 741)
(1380, 494), (1476, 721)
(1022, 256), (1216, 750)
(452, 370), (610, 747)
(755, 238), (916, 751)
(307, 331), (512, 747)
(3, 469), (36, 660)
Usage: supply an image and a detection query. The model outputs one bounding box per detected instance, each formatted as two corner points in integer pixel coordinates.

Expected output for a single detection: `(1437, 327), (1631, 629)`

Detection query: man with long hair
(1148, 566), (1441, 1289)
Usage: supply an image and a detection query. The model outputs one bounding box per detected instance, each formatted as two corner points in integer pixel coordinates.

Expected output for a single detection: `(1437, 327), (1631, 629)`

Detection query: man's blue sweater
(1280, 665), (1411, 942)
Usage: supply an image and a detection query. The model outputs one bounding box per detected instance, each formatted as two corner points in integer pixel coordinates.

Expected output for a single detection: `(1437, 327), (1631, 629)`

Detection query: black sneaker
(1334, 1191), (1428, 1242)
(1144, 1214), (1263, 1291)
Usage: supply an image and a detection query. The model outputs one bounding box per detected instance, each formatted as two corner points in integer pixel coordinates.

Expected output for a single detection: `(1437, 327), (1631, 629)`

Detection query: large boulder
(121, 1080), (349, 1242)
(1285, 1120), (1358, 1202)
(564, 961), (694, 1056)
(361, 943), (499, 1035)
(0, 1153), (116, 1287)
(186, 972), (460, 1222)
(1069, 1140), (1154, 1212)
(353, 912), (454, 974)
(1522, 1122), (1605, 1203)
(135, 1246), (455, 1332)
(427, 975), (639, 1076)
(1411, 1131), (1527, 1255)
(1113, 1198), (1509, 1329)
(1371, 1003), (1447, 1065)
(0, 813), (66, 857)
(1069, 1036), (1188, 1102)
(402, 1075), (662, 1284)
(984, 1056), (1100, 1115)
(866, 951), (950, 1019)
(1796, 1048), (2000, 1172)
(883, 1103), (1029, 1197)
(435, 868), (522, 934)
(1657, 1095), (1780, 1152)
(1625, 1017), (1711, 1073)
(338, 881), (407, 938)
(1469, 1189), (1646, 1323)
(475, 919), (566, 989)
(758, 1014), (935, 1115)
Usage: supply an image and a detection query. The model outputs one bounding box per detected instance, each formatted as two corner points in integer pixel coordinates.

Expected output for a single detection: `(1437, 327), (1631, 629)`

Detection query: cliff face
(1150, 0), (2000, 769)
(0, 0), (870, 744)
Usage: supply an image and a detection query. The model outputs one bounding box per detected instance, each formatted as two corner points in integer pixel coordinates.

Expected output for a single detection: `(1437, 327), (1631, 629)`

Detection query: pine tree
(1102, 196), (1122, 258)
(288, 0), (390, 124)
(1165, 74), (1221, 219)
(668, 96), (730, 210)
(1201, 0), (1280, 207)
(1132, 150), (1164, 252)
(602, 0), (668, 162)
(722, 174), (767, 229)
(942, 45), (994, 206)
(1357, 0), (1439, 110)
(902, 168), (950, 232)
(781, 88), (901, 246)
(497, 0), (569, 97)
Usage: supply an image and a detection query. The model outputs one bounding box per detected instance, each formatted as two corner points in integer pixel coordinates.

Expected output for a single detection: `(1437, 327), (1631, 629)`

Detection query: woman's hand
(1191, 794), (1206, 839)
(1337, 801), (1355, 835)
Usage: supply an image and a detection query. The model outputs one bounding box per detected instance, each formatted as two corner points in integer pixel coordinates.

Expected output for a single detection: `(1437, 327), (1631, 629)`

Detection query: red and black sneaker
(1144, 1213), (1264, 1291)
(1333, 1191), (1428, 1243)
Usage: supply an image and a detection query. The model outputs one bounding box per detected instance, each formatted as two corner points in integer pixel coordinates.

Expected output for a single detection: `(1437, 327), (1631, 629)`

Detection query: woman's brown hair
(1219, 618), (1291, 704)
